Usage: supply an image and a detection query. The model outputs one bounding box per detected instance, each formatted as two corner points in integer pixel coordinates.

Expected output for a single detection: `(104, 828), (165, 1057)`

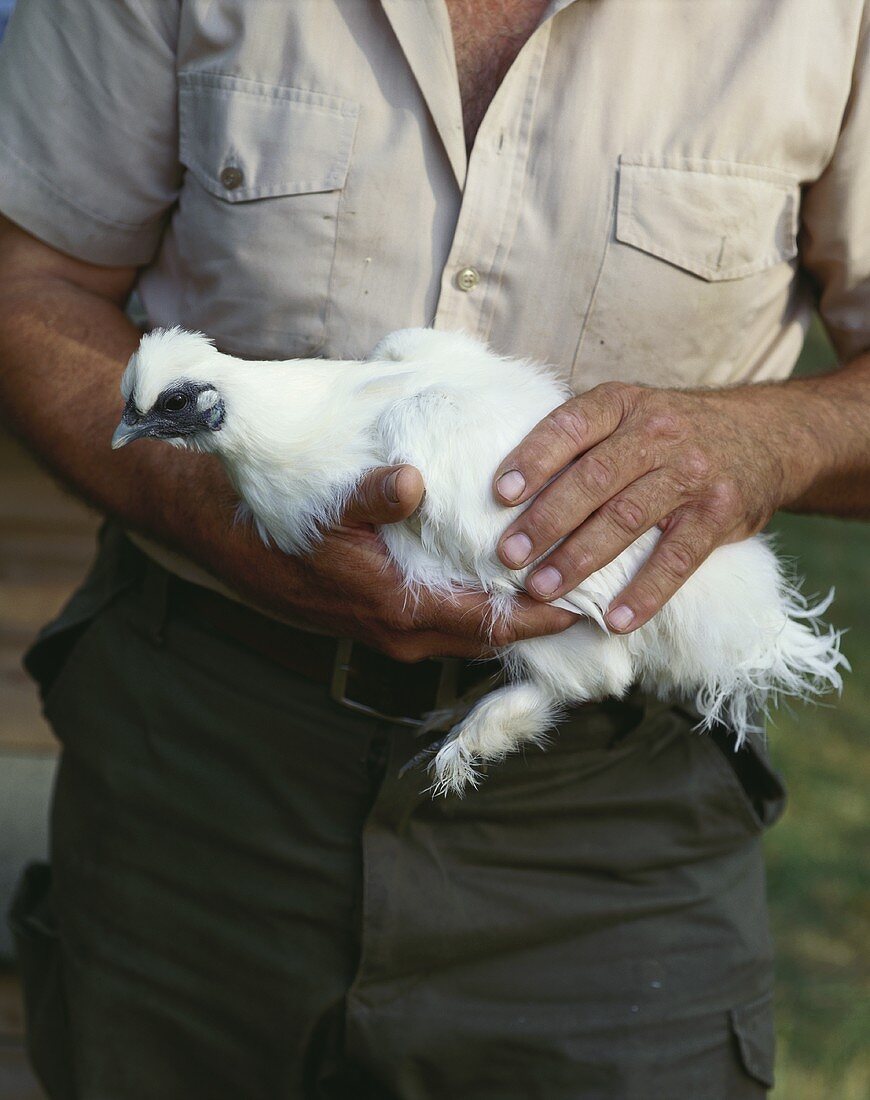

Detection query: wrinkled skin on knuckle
(668, 473), (693, 497)
(702, 477), (743, 529)
(578, 452), (616, 494)
(593, 379), (632, 408)
(657, 538), (698, 581)
(630, 387), (688, 437)
(605, 493), (648, 534)
(549, 401), (589, 450)
(644, 410), (686, 441)
(524, 495), (564, 544)
(682, 446), (713, 485)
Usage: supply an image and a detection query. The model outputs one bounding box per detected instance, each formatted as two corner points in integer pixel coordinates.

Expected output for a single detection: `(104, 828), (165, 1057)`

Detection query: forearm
(0, 273), (247, 576)
(718, 353), (870, 519)
(779, 353), (870, 517)
(0, 268), (572, 655)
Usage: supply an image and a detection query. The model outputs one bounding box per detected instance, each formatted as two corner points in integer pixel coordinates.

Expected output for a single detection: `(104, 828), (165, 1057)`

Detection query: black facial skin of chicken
(111, 380), (224, 449)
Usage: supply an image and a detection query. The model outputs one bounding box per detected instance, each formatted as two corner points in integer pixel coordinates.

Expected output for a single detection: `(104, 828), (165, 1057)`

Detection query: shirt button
(456, 266), (481, 292)
(220, 166), (244, 190)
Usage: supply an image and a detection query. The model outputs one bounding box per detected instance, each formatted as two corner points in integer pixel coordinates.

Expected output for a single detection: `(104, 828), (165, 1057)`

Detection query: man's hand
(491, 375), (868, 634)
(215, 462), (576, 662)
(0, 215), (574, 663)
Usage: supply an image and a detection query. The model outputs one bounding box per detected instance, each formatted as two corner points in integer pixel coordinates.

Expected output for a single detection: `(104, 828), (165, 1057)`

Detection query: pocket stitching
(620, 155), (798, 186)
(178, 70), (359, 117)
(617, 158), (799, 281)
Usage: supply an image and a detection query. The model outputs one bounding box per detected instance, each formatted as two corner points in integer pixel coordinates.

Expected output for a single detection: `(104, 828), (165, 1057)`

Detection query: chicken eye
(163, 391), (189, 413)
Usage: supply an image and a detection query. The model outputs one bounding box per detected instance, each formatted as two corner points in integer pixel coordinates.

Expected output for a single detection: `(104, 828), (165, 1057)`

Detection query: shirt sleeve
(0, 0), (180, 266)
(799, 1), (870, 363)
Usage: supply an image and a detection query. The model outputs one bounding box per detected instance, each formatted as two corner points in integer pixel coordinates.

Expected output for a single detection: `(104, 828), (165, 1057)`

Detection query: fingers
(497, 429), (657, 569)
(426, 587), (577, 647)
(375, 590), (576, 662)
(492, 382), (629, 506)
(604, 511), (720, 633)
(523, 469), (680, 599)
(497, 596), (578, 644)
(340, 464), (424, 527)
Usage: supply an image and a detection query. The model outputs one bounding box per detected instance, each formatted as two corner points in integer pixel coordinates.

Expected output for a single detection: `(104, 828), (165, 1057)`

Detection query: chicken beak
(111, 419), (150, 449)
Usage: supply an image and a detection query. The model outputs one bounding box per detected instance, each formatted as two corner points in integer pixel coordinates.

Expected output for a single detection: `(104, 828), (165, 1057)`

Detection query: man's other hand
(271, 463), (576, 662)
(492, 380), (825, 634)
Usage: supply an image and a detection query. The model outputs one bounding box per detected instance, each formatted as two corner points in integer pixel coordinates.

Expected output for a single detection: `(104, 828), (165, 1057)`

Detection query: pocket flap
(730, 992), (776, 1088)
(617, 157), (798, 281)
(179, 72), (359, 200)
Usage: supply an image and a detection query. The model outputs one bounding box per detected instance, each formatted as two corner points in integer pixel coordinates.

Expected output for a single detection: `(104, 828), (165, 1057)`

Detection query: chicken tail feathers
(693, 585), (848, 745)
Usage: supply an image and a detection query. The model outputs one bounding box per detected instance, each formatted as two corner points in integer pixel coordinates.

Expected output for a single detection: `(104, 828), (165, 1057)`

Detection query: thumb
(341, 465), (425, 527)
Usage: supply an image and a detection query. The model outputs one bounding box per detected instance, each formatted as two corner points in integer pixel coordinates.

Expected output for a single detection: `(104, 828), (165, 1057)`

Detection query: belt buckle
(329, 639), (458, 728)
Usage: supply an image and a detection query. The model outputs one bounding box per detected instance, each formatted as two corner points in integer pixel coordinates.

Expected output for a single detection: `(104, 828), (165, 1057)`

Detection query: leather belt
(167, 575), (501, 727)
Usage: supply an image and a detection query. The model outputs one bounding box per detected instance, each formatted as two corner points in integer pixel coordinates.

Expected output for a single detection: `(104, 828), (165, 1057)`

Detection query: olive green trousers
(11, 527), (784, 1099)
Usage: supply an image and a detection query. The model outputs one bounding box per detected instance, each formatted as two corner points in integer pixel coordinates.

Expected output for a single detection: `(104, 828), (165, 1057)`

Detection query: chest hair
(445, 0), (551, 151)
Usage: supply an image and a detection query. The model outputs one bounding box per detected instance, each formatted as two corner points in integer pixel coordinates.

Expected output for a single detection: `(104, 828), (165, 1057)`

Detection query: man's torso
(130, 0), (856, 388)
(1, 0), (864, 607)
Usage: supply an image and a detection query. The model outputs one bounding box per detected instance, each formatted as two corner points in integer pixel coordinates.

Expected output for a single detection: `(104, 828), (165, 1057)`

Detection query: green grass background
(765, 320), (869, 1098)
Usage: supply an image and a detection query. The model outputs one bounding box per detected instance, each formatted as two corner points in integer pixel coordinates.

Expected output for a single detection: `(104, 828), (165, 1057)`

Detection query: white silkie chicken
(112, 327), (845, 795)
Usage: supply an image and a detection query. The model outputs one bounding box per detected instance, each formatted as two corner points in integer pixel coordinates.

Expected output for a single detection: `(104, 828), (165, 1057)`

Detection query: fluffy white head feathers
(112, 328), (226, 451)
(120, 327), (218, 410)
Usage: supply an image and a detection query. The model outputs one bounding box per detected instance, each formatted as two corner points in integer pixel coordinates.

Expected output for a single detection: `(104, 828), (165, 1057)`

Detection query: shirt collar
(379, 0), (580, 190)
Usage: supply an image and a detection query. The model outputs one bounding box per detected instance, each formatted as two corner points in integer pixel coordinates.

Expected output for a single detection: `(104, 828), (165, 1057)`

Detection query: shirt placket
(433, 18), (553, 342)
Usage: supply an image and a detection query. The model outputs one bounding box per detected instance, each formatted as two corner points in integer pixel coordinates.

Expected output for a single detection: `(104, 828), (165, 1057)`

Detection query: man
(0, 1), (867, 1098)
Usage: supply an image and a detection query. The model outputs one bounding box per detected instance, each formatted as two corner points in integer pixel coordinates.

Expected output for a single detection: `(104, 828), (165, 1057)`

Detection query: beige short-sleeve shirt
(0, 0), (868, 598)
(2, 0), (869, 378)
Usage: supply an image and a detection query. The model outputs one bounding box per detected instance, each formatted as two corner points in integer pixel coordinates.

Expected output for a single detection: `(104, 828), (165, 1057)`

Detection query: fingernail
(529, 566), (562, 596)
(502, 532), (533, 566)
(496, 470), (526, 501)
(607, 605), (635, 631)
(385, 471), (400, 503)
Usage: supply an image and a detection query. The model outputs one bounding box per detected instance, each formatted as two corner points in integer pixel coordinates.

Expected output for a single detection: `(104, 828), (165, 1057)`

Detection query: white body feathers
(123, 327), (846, 794)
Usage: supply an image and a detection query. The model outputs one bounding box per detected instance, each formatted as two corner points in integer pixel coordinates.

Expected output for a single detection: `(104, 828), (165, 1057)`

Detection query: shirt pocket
(616, 157), (798, 281)
(572, 156), (800, 390)
(174, 72), (359, 357)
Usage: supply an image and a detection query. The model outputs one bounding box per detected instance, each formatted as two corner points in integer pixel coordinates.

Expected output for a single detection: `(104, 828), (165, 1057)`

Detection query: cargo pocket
(730, 992), (776, 1089)
(176, 71), (359, 357)
(7, 862), (76, 1100)
(572, 155), (800, 388)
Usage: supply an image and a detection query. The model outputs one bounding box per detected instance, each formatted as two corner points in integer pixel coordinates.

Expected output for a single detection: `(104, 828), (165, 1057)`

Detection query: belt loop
(136, 556), (170, 647)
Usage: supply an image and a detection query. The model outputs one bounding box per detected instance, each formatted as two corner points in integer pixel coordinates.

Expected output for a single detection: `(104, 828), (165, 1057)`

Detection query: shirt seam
(620, 158), (798, 188)
(178, 71), (359, 118)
